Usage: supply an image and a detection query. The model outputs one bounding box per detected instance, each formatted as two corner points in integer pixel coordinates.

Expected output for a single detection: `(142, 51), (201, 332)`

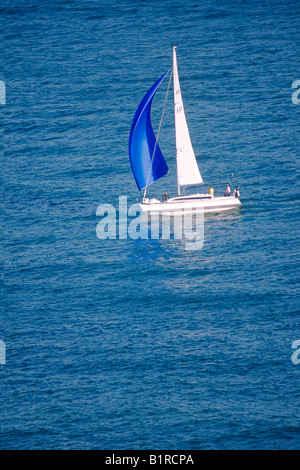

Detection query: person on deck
(163, 192), (168, 202)
(208, 186), (214, 196)
(224, 184), (230, 196)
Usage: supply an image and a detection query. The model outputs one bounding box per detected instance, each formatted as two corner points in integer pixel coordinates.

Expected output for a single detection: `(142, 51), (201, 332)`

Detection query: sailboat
(129, 46), (242, 214)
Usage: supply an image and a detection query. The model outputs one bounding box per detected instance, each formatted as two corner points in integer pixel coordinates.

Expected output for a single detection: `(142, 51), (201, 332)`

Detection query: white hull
(140, 194), (242, 215)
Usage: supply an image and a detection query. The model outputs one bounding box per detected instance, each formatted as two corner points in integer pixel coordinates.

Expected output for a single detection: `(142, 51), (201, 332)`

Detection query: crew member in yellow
(208, 186), (214, 196)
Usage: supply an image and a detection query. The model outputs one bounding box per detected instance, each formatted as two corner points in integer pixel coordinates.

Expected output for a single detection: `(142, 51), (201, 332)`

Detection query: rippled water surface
(1, 0), (300, 450)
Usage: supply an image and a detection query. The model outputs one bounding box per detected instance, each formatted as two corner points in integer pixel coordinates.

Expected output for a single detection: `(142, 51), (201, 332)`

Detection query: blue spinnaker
(129, 72), (169, 191)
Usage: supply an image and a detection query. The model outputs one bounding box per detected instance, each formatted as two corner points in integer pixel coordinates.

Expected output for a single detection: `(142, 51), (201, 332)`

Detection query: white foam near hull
(140, 194), (242, 215)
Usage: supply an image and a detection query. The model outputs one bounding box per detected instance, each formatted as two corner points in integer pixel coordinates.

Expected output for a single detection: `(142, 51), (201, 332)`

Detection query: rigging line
(143, 68), (173, 201)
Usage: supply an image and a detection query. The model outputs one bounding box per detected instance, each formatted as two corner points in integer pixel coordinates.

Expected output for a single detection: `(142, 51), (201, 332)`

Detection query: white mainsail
(173, 46), (203, 195)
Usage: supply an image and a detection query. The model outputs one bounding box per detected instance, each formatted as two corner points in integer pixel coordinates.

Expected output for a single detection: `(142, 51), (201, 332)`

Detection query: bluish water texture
(1, 0), (300, 450)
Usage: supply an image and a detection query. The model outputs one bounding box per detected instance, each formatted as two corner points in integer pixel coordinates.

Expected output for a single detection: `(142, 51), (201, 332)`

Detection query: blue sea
(1, 0), (300, 450)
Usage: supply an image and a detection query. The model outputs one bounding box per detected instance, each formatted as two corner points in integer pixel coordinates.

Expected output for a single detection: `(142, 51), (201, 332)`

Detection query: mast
(173, 46), (181, 196)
